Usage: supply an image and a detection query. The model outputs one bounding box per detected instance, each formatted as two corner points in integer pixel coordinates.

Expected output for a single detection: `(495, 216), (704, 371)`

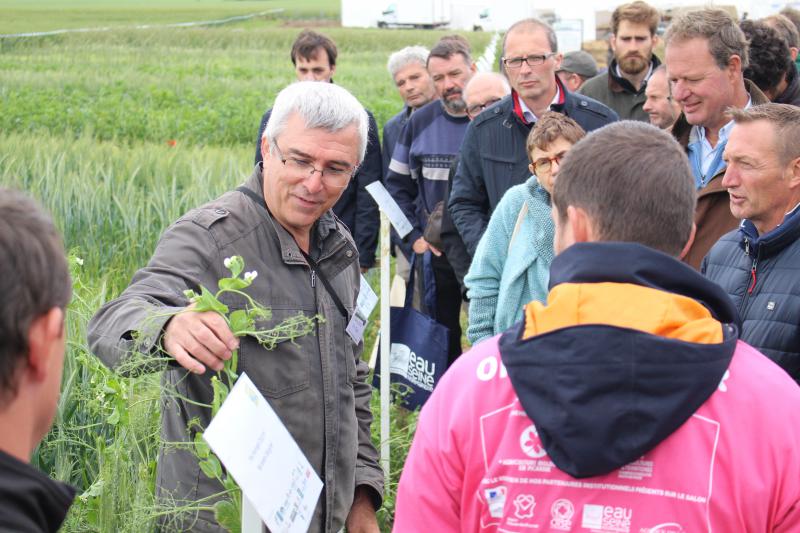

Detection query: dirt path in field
(0, 9), (285, 39)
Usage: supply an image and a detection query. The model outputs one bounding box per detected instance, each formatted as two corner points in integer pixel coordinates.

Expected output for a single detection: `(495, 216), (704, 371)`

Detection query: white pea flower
(224, 257), (233, 269)
(244, 271), (258, 282)
(75, 257), (84, 266)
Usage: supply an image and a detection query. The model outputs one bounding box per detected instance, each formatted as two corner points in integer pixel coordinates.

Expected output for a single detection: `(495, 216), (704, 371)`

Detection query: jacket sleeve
(440, 159), (473, 294)
(464, 190), (517, 344)
(384, 120), (423, 257)
(87, 216), (219, 373)
(254, 109), (271, 165)
(449, 123), (491, 257)
(394, 376), (463, 531)
(352, 112), (381, 269)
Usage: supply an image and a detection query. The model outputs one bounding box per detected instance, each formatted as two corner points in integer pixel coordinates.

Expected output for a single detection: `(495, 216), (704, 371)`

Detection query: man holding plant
(89, 82), (383, 532)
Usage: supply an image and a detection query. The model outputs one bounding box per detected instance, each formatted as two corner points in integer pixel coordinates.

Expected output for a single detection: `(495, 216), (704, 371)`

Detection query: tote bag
(373, 253), (449, 410)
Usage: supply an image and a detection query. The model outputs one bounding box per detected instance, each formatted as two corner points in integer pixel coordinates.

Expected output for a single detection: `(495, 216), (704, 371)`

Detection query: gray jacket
(87, 169), (383, 532)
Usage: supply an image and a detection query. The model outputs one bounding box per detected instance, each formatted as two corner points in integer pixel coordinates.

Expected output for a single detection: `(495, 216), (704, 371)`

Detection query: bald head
(464, 72), (511, 119)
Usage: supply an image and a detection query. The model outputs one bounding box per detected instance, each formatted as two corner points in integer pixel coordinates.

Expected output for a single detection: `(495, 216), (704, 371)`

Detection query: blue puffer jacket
(448, 86), (618, 257)
(702, 207), (800, 384)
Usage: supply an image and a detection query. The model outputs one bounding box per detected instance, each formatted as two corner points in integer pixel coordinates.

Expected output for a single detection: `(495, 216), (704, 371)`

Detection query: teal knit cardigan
(464, 176), (555, 344)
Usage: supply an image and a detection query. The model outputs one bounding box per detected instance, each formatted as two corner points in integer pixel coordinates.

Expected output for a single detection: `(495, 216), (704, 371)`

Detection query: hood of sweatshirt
(499, 242), (739, 478)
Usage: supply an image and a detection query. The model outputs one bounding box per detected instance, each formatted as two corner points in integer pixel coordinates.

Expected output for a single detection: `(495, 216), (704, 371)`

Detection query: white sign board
(204, 373), (322, 533)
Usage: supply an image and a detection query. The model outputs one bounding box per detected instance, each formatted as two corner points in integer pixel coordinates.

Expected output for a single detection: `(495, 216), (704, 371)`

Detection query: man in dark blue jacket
(254, 30), (381, 271)
(703, 103), (800, 385)
(448, 18), (618, 257)
(382, 45), (436, 178)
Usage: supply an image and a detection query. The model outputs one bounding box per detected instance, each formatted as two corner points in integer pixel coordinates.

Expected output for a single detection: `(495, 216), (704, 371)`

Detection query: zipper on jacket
(310, 268), (316, 288)
(747, 257), (759, 295)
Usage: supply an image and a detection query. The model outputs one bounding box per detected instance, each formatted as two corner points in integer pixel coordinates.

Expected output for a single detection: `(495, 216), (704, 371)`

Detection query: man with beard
(385, 36), (476, 366)
(579, 1), (661, 121)
(643, 64), (681, 129)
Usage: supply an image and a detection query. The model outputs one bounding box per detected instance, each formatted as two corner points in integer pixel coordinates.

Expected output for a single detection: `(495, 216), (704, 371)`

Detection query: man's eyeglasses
(467, 98), (502, 117)
(502, 53), (556, 69)
(272, 143), (356, 189)
(532, 151), (568, 175)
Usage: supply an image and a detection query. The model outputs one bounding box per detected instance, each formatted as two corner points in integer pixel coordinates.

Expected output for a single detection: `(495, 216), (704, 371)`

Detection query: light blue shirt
(688, 97), (752, 187)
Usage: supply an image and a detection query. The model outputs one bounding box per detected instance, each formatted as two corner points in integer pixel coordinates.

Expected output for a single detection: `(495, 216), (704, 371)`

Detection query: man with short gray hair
(703, 103), (800, 385)
(89, 82), (384, 532)
(382, 45), (436, 177)
(664, 7), (769, 269)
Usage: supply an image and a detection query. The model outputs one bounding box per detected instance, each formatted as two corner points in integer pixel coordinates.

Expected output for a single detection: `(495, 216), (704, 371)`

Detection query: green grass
(0, 0), (339, 34)
(0, 7), (493, 529)
(0, 26), (489, 146)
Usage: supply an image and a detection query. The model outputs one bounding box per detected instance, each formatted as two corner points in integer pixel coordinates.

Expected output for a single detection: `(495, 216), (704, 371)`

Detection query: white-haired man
(382, 45), (436, 177)
(89, 82), (384, 532)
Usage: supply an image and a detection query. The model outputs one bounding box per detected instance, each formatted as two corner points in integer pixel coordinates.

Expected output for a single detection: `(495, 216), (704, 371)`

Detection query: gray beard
(443, 97), (467, 114)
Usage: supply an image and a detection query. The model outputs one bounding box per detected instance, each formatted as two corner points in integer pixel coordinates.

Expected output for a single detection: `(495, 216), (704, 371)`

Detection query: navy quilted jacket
(702, 209), (800, 384)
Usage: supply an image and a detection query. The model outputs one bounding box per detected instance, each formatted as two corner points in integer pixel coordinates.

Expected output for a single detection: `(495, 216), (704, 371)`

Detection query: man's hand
(412, 237), (442, 257)
(162, 304), (238, 374)
(345, 487), (379, 533)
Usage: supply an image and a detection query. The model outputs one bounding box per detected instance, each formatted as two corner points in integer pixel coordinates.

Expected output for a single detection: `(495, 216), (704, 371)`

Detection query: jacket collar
(739, 203), (800, 258)
(499, 242), (739, 478)
(606, 55), (661, 95)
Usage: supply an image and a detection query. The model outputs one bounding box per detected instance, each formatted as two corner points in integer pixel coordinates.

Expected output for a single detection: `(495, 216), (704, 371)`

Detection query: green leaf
(194, 286), (228, 315)
(194, 432), (210, 459)
(214, 499), (241, 533)
(199, 455), (222, 480)
(228, 310), (251, 335)
(108, 406), (120, 426)
(222, 473), (238, 494)
(218, 277), (249, 291)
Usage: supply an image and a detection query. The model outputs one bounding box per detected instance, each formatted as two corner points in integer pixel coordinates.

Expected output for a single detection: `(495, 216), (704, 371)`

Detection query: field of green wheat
(0, 1), (492, 530)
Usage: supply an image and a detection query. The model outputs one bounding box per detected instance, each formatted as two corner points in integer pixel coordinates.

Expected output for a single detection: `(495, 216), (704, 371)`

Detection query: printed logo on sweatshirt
(520, 425), (548, 459)
(484, 486), (507, 518)
(550, 499), (574, 530)
(581, 504), (632, 532)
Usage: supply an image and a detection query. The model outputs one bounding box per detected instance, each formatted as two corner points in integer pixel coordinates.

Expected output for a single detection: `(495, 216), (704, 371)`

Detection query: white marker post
(379, 210), (392, 490)
(365, 181), (414, 493)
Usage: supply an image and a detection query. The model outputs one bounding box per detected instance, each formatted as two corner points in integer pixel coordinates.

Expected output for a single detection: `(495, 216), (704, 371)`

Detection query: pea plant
(178, 255), (320, 531)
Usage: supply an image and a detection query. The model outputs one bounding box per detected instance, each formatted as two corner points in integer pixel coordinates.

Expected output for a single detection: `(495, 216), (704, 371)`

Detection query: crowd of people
(3, 2), (800, 532)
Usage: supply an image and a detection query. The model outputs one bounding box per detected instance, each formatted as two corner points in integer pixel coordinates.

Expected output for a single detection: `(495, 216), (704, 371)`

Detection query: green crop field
(1, 1), (493, 530)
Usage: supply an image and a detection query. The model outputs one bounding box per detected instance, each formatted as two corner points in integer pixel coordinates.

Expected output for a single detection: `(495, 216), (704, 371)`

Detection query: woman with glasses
(464, 112), (586, 344)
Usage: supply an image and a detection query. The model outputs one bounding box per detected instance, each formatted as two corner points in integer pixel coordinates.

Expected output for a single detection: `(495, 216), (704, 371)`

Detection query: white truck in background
(377, 0), (451, 28)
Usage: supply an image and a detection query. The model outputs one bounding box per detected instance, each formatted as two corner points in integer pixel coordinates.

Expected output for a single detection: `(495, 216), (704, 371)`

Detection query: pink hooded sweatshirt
(395, 243), (800, 533)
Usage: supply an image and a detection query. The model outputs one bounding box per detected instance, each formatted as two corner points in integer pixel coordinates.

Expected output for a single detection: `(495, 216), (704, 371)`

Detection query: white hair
(387, 45), (430, 78)
(263, 81), (369, 163)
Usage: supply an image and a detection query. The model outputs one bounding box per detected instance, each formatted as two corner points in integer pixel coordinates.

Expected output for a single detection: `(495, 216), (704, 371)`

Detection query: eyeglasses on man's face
(467, 97), (502, 117)
(502, 53), (556, 69)
(272, 142), (356, 189)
